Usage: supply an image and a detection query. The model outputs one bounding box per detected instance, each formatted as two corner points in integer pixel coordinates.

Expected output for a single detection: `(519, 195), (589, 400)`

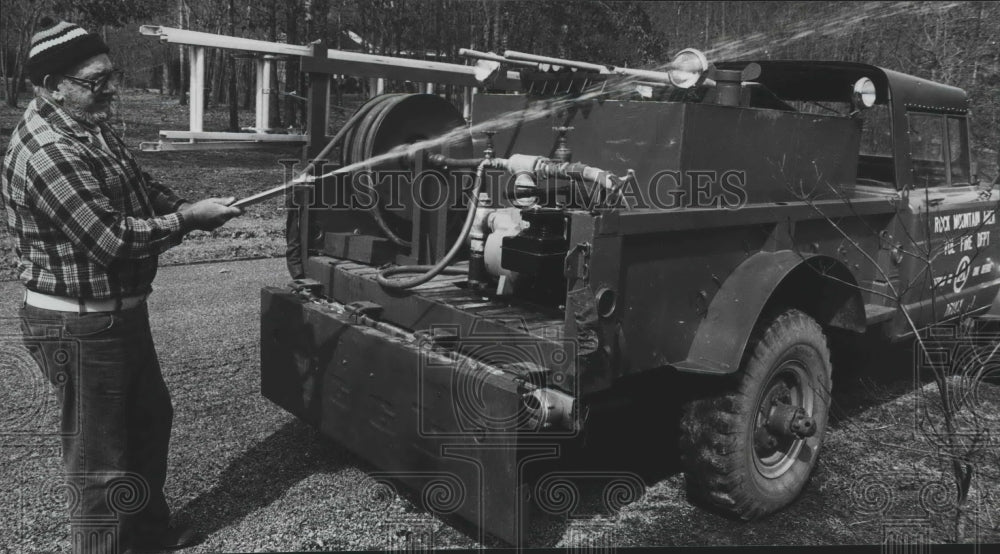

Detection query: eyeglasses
(60, 69), (124, 93)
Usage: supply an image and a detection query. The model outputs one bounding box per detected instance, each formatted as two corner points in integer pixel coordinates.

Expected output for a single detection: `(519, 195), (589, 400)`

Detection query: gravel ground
(2, 257), (1000, 551)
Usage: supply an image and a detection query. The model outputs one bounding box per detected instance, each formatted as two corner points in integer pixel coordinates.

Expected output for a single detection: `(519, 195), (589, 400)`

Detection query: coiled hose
(375, 160), (488, 289)
(297, 96), (390, 183)
(342, 94), (413, 247)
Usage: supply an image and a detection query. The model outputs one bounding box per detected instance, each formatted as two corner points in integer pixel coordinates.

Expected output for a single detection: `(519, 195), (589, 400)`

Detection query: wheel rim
(752, 352), (816, 479)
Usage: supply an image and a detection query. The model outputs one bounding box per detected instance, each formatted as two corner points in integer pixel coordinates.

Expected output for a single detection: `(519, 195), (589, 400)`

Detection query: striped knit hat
(27, 17), (109, 86)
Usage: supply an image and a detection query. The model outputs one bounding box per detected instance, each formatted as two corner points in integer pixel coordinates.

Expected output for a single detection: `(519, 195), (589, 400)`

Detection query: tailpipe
(522, 387), (578, 431)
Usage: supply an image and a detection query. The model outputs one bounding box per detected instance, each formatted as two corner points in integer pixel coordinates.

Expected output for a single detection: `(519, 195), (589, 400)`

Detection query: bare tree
(1, 0), (51, 108)
(791, 170), (999, 542)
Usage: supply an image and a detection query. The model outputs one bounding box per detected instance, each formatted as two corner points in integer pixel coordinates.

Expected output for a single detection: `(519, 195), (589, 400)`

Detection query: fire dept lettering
(942, 231), (990, 255)
(933, 258), (994, 290)
(934, 209), (998, 233)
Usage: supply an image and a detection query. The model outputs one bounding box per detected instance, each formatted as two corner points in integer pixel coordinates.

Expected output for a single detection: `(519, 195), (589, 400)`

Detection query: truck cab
(684, 60), (993, 337)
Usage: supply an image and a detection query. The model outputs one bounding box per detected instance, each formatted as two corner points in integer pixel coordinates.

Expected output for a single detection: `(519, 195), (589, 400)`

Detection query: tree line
(1, 1), (997, 174)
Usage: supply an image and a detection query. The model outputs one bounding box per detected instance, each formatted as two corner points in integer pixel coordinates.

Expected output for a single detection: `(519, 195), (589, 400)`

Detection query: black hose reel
(290, 93), (473, 275)
(338, 93), (474, 259)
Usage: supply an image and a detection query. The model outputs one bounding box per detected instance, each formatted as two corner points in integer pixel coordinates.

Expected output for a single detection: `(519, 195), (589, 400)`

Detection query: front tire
(679, 309), (832, 519)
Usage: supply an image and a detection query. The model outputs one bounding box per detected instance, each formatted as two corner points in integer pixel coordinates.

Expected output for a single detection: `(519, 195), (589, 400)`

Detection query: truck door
(896, 111), (1000, 332)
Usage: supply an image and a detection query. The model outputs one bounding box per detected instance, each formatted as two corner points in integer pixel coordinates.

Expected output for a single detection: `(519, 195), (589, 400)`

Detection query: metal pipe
(141, 26), (520, 88)
(141, 25), (309, 56)
(504, 48), (711, 89)
(503, 50), (612, 74)
(525, 388), (578, 431)
(467, 192), (492, 288)
(254, 57), (272, 132)
(232, 98), (376, 209)
(232, 174), (315, 209)
(612, 66), (676, 84)
(188, 47), (205, 135)
(459, 48), (539, 68)
(424, 153), (486, 169)
(488, 155), (621, 196)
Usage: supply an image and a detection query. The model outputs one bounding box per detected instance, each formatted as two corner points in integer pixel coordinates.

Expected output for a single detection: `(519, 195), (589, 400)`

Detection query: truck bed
(305, 255), (566, 342)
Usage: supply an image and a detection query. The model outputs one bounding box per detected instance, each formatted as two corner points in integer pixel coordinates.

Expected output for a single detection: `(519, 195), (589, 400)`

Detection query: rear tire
(679, 309), (832, 519)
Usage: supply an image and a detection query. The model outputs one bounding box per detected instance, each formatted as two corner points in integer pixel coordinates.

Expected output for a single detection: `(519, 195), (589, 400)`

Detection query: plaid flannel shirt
(1, 97), (188, 299)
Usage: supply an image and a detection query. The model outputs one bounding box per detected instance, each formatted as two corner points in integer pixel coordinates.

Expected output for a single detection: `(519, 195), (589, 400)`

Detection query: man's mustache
(88, 96), (116, 112)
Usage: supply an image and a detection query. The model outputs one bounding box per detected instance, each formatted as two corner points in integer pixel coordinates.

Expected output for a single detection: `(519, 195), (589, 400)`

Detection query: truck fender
(673, 251), (865, 375)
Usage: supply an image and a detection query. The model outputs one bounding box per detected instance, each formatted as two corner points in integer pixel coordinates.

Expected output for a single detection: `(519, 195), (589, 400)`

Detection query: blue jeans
(20, 301), (172, 553)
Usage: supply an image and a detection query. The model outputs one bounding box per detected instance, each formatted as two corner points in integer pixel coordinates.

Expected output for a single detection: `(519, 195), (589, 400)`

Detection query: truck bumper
(260, 287), (566, 544)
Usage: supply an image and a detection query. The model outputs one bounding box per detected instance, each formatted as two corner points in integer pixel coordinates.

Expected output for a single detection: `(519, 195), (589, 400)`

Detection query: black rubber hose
(376, 161), (488, 289)
(285, 97), (386, 278)
(363, 97), (413, 248)
(345, 94), (413, 248)
(342, 94), (403, 168)
(307, 95), (389, 175)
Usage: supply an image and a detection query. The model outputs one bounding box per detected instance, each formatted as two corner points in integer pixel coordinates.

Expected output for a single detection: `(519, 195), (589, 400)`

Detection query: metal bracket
(289, 278), (323, 295)
(345, 300), (384, 323)
(565, 242), (592, 281)
(413, 326), (460, 348)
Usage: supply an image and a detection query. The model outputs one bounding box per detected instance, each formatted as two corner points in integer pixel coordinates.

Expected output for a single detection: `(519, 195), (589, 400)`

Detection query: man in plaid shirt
(1, 18), (241, 553)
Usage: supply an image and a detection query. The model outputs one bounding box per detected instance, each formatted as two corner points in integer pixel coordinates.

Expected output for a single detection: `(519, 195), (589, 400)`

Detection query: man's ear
(42, 74), (59, 91)
(42, 75), (64, 100)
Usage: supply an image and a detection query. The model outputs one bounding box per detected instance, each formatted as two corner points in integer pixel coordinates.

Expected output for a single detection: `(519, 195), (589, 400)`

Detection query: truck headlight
(852, 77), (877, 109)
(668, 48), (708, 89)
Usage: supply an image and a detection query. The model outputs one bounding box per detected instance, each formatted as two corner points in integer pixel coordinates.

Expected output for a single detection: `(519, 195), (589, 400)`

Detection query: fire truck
(258, 48), (996, 543)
